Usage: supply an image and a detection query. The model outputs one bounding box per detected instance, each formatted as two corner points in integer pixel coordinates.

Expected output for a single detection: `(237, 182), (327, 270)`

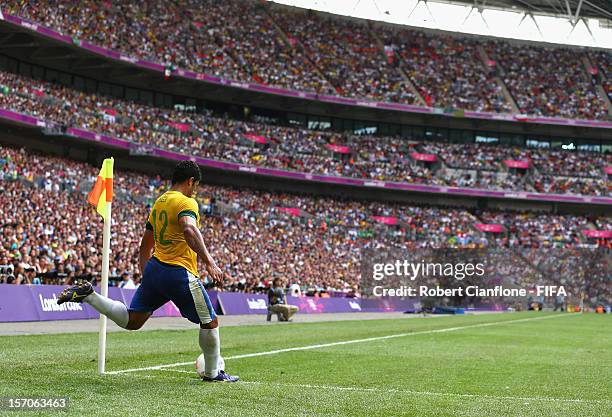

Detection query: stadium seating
(5, 1), (611, 120)
(485, 41), (609, 120)
(268, 7), (417, 103)
(1, 145), (610, 295)
(0, 69), (610, 197)
(379, 28), (510, 112)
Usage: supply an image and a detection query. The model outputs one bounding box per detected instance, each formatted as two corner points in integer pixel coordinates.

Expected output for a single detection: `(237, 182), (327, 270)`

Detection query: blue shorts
(129, 257), (216, 324)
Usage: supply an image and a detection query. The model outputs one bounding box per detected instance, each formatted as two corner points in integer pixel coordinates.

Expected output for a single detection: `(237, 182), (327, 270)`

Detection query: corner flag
(88, 157), (114, 374)
(87, 158), (114, 221)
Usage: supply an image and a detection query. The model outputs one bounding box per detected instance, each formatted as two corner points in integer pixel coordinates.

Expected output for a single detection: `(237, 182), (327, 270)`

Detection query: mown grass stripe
(105, 313), (579, 375)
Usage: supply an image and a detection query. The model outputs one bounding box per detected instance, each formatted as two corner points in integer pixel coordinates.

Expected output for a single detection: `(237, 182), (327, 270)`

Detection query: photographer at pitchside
(267, 278), (299, 322)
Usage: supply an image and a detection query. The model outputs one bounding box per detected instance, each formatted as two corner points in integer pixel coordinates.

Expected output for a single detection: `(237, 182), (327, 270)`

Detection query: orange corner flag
(87, 157), (114, 221)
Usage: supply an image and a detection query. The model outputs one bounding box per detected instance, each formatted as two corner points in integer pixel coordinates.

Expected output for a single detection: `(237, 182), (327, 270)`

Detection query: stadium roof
(271, 0), (612, 48)
(450, 0), (612, 21)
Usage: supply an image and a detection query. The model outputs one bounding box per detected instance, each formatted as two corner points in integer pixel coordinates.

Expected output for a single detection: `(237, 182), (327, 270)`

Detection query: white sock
(199, 328), (220, 378)
(85, 292), (129, 328)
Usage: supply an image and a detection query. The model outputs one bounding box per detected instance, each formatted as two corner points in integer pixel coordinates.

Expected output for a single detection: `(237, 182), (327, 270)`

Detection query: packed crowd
(530, 149), (609, 177)
(5, 0), (331, 94)
(0, 147), (155, 287)
(420, 142), (532, 171)
(392, 247), (610, 308)
(380, 28), (510, 112)
(0, 68), (610, 196)
(1, 146), (610, 298)
(486, 41), (608, 120)
(475, 210), (592, 248)
(531, 174), (610, 196)
(588, 51), (611, 101)
(421, 141), (612, 177)
(0, 69), (436, 184)
(0, 145), (477, 293)
(516, 249), (611, 308)
(268, 7), (417, 103)
(594, 218), (611, 229)
(421, 142), (611, 195)
(5, 0), (611, 119)
(436, 169), (526, 191)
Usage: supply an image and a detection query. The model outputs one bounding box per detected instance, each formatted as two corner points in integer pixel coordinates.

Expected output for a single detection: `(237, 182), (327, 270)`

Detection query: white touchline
(153, 369), (612, 405)
(105, 313), (579, 375)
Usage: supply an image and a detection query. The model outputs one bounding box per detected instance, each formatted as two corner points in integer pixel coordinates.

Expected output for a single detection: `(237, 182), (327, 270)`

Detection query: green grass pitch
(0, 312), (610, 416)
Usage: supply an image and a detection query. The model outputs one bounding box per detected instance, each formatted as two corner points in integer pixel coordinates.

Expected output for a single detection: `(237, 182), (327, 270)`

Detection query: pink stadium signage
(503, 160), (530, 169)
(410, 152), (437, 162)
(325, 144), (350, 154)
(276, 207), (303, 217)
(474, 223), (505, 233)
(2, 12), (612, 131)
(371, 216), (400, 225)
(582, 230), (612, 239)
(0, 108), (611, 206)
(167, 121), (190, 132)
(242, 133), (268, 144)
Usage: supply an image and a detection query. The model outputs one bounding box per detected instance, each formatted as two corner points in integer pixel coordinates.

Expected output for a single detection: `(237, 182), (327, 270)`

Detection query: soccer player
(58, 161), (238, 382)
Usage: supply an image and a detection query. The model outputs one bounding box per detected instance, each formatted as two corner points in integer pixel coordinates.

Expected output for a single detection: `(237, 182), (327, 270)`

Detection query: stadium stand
(485, 40), (609, 120)
(4, 0), (611, 120)
(0, 0), (610, 309)
(1, 145), (610, 295)
(379, 28), (511, 112)
(0, 69), (610, 196)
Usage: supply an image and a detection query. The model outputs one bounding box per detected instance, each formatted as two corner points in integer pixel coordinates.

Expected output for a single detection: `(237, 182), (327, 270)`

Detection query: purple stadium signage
(216, 294), (504, 314)
(0, 286), (40, 322)
(360, 298), (419, 312)
(0, 108), (610, 206)
(217, 292), (268, 315)
(288, 295), (363, 314)
(0, 285), (99, 322)
(0, 285), (509, 322)
(0, 284), (220, 322)
(217, 292), (365, 315)
(2, 11), (612, 130)
(0, 108), (43, 127)
(216, 292), (411, 315)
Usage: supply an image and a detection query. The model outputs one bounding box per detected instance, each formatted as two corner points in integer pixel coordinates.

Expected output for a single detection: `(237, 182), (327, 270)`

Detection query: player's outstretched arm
(179, 216), (223, 284)
(139, 229), (155, 275)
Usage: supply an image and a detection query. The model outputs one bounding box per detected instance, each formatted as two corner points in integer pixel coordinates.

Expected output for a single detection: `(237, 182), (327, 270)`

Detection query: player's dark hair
(171, 161), (201, 185)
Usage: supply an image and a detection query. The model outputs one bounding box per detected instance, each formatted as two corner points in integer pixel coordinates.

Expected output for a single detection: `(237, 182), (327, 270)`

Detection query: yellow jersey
(146, 190), (200, 276)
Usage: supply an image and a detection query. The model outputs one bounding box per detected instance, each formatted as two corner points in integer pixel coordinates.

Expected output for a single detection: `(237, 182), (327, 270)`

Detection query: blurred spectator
(118, 271), (137, 289)
(267, 277), (299, 321)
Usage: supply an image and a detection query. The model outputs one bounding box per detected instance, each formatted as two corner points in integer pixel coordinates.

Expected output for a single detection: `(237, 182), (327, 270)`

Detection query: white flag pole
(98, 195), (112, 374)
